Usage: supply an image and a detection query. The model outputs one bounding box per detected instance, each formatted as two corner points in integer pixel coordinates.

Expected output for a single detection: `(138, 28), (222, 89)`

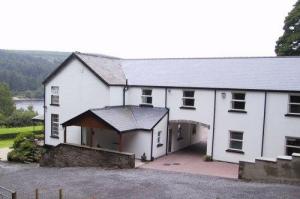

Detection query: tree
(0, 83), (15, 117)
(276, 1), (300, 56)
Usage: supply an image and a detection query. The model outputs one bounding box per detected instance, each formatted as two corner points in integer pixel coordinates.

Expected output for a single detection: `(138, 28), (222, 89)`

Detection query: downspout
(165, 109), (170, 156)
(165, 88), (169, 155)
(150, 129), (154, 161)
(261, 91), (267, 157)
(211, 90), (217, 159)
(43, 84), (46, 145)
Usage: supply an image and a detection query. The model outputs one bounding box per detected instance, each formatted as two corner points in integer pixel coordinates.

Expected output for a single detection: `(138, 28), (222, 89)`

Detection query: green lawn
(0, 139), (14, 148)
(0, 126), (43, 135)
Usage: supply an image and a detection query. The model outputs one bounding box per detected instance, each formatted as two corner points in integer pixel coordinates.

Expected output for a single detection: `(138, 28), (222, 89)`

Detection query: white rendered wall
(213, 91), (265, 163)
(166, 89), (215, 155)
(126, 87), (165, 107)
(109, 86), (124, 106)
(263, 93), (300, 157)
(122, 130), (152, 161)
(45, 58), (110, 146)
(152, 114), (168, 159)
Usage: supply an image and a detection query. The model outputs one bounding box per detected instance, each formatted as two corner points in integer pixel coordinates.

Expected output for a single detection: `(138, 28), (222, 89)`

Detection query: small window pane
(290, 104), (300, 114)
(51, 86), (59, 95)
(183, 98), (195, 106)
(142, 89), (152, 96)
(232, 101), (245, 110)
(286, 138), (300, 146)
(230, 141), (243, 150)
(142, 96), (152, 104)
(51, 95), (59, 105)
(183, 91), (194, 97)
(231, 132), (243, 140)
(290, 95), (300, 103)
(232, 93), (245, 100)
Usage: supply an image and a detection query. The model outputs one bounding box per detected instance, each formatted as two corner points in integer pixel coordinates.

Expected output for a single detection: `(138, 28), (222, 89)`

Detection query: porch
(61, 106), (169, 161)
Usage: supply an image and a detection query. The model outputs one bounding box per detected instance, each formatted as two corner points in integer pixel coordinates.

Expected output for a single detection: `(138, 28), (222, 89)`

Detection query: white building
(43, 52), (300, 163)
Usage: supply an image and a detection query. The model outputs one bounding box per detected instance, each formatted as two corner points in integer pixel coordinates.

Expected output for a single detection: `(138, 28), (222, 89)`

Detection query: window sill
(285, 113), (300, 118)
(180, 106), (196, 110)
(177, 137), (184, 141)
(157, 143), (163, 148)
(50, 104), (60, 107)
(50, 135), (59, 139)
(226, 149), (244, 154)
(139, 104), (153, 108)
(228, 109), (247, 114)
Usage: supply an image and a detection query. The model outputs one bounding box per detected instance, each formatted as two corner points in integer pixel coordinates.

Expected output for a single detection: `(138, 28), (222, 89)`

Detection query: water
(14, 99), (44, 115)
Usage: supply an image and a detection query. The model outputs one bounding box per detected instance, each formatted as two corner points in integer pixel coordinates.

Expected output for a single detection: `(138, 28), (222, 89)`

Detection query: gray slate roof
(75, 53), (126, 85)
(75, 52), (300, 91)
(90, 106), (168, 132)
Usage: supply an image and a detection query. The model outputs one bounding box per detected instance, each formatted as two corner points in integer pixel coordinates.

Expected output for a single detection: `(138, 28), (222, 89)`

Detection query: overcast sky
(0, 0), (296, 58)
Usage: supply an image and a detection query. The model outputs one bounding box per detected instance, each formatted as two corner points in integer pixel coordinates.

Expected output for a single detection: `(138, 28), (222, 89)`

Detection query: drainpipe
(211, 90), (217, 159)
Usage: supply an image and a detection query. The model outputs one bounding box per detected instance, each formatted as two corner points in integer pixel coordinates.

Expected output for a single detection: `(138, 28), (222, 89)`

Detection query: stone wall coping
(277, 156), (292, 161)
(292, 153), (300, 157)
(256, 157), (276, 163)
(58, 143), (135, 156)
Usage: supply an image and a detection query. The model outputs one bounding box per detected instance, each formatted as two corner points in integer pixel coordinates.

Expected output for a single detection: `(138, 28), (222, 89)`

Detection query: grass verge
(0, 139), (14, 148)
(0, 126), (43, 135)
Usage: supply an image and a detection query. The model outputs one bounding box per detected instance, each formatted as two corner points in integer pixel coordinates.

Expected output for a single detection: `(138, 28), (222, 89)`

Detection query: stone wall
(239, 153), (300, 183)
(40, 143), (135, 168)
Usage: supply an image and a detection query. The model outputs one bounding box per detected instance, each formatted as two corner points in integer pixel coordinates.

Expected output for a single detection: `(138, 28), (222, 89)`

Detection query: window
(286, 137), (300, 156)
(229, 131), (243, 151)
(141, 89), (152, 105)
(182, 90), (195, 107)
(51, 114), (59, 138)
(157, 131), (163, 147)
(231, 92), (246, 111)
(288, 95), (300, 115)
(51, 86), (59, 105)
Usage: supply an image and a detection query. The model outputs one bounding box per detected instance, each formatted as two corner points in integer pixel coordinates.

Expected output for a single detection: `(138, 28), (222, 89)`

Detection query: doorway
(168, 129), (172, 152)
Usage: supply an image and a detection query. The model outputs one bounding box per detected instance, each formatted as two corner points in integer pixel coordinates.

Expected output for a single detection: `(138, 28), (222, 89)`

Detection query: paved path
(142, 146), (238, 178)
(0, 162), (299, 199)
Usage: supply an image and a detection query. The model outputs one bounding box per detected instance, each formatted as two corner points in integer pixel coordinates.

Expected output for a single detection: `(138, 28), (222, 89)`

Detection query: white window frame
(231, 92), (246, 111)
(288, 94), (300, 115)
(228, 130), (243, 151)
(141, 89), (152, 105)
(51, 86), (59, 105)
(182, 90), (195, 107)
(285, 137), (300, 155)
(51, 114), (59, 138)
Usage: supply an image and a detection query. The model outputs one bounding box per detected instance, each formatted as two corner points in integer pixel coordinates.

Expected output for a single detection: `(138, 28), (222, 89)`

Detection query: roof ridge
(128, 106), (139, 129)
(122, 56), (300, 61)
(74, 51), (120, 59)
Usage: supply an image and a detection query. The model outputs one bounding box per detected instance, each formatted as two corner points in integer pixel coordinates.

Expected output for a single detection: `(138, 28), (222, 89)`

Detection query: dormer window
(51, 86), (59, 106)
(231, 92), (245, 111)
(288, 95), (300, 115)
(141, 89), (152, 105)
(182, 90), (195, 107)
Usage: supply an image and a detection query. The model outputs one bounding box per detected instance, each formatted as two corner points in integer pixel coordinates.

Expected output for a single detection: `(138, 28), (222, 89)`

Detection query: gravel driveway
(0, 162), (299, 199)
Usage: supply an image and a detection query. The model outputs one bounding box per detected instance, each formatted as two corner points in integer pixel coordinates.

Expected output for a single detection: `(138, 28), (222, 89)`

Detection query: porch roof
(62, 106), (168, 133)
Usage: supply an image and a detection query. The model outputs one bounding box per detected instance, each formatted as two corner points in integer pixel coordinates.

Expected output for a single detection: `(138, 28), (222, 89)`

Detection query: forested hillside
(0, 50), (69, 98)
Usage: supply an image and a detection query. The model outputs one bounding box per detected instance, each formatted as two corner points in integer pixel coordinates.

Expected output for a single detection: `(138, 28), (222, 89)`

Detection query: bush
(7, 132), (46, 163)
(4, 108), (37, 127)
(203, 155), (212, 162)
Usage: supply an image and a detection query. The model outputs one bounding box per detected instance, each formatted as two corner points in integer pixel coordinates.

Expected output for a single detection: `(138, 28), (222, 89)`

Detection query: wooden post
(59, 189), (63, 199)
(64, 127), (67, 143)
(12, 192), (17, 199)
(35, 189), (39, 199)
(118, 133), (122, 152)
